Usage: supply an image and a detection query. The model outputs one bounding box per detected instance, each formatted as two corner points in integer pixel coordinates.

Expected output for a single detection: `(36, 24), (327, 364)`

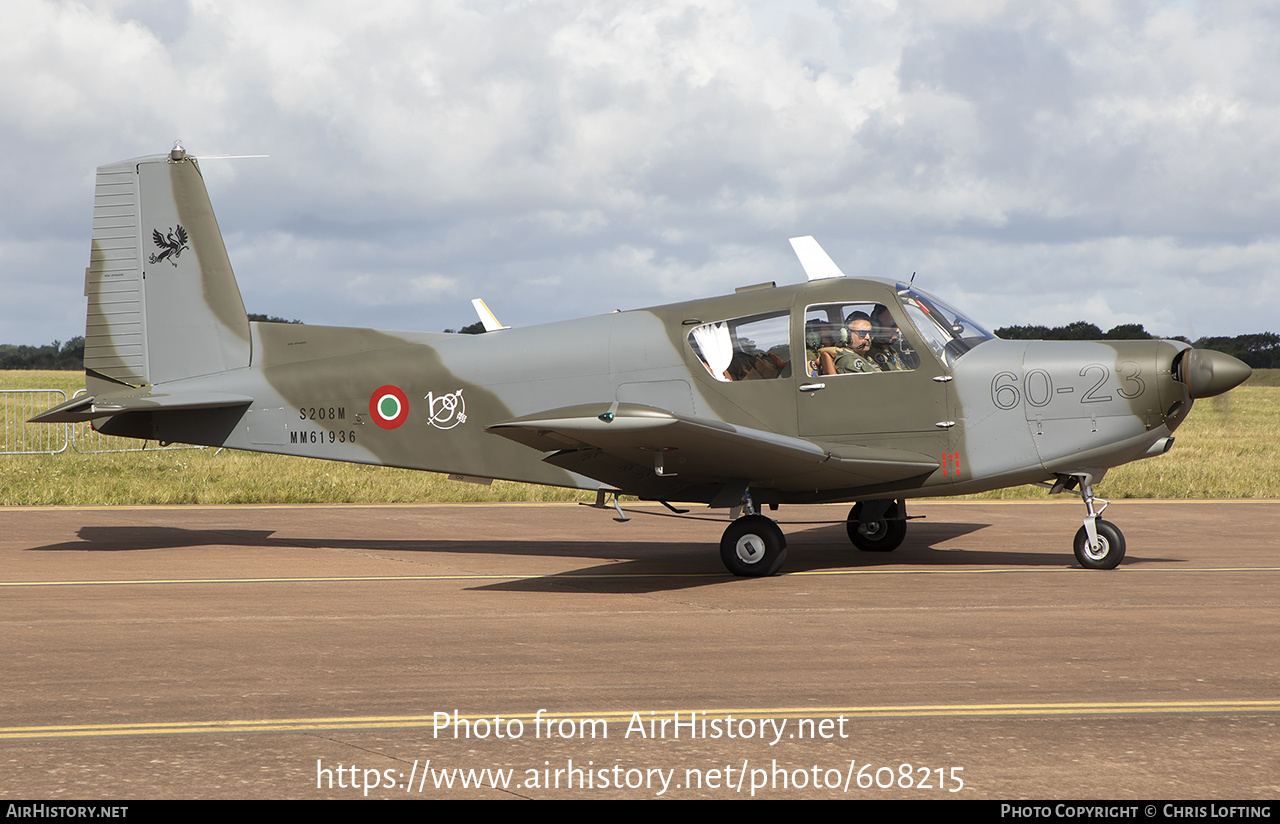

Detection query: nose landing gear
(1048, 474), (1127, 569)
(1074, 518), (1125, 569)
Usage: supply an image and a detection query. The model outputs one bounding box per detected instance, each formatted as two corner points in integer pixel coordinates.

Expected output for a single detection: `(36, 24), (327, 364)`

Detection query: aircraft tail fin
(84, 143), (250, 391)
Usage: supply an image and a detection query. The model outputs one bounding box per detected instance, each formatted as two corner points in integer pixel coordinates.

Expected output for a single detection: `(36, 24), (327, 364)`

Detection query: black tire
(1073, 519), (1125, 569)
(720, 515), (788, 577)
(846, 502), (906, 552)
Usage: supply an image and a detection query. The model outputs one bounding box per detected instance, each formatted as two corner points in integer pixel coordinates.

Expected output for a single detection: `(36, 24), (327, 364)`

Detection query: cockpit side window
(803, 302), (919, 377)
(688, 311), (791, 382)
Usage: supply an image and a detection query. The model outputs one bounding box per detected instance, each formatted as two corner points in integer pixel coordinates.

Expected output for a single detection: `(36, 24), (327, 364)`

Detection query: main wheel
(720, 515), (788, 577)
(846, 502), (906, 552)
(1073, 519), (1125, 569)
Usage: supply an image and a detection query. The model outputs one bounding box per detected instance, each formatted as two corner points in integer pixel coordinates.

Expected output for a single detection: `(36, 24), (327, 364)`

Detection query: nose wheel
(1049, 474), (1127, 569)
(1074, 518), (1125, 569)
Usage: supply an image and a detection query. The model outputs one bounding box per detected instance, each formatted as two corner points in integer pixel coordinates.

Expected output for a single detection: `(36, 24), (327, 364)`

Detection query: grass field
(0, 371), (593, 506)
(1, 369), (1275, 506)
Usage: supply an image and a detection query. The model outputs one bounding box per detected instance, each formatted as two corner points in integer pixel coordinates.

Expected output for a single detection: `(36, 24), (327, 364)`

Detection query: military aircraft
(33, 145), (1252, 576)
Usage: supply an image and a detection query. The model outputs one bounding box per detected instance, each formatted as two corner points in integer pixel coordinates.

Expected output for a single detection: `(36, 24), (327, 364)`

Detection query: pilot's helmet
(804, 320), (825, 351)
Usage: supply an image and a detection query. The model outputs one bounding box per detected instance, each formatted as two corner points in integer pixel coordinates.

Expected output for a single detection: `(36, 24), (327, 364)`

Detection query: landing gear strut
(847, 500), (907, 552)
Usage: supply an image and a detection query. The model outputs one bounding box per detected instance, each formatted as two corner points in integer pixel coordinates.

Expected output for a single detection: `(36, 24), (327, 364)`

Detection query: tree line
(0, 315), (302, 370)
(0, 337), (86, 370)
(994, 322), (1280, 369)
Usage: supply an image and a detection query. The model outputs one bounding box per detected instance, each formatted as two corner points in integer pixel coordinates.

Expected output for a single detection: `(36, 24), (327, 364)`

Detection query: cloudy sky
(3, 0), (1277, 347)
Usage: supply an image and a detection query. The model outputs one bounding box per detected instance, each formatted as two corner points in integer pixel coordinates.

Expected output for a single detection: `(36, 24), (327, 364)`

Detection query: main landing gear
(718, 495), (911, 577)
(719, 514), (787, 577)
(1048, 474), (1126, 570)
(719, 491), (787, 577)
(846, 500), (907, 552)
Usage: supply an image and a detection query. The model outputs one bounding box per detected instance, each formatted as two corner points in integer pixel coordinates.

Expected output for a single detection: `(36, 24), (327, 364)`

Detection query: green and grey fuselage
(36, 150), (1249, 512)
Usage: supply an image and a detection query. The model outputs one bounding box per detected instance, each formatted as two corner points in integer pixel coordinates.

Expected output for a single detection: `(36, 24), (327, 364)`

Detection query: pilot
(869, 304), (916, 371)
(819, 313), (877, 375)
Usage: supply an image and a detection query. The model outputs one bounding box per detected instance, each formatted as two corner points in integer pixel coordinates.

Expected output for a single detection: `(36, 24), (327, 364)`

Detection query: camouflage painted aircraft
(34, 145), (1253, 576)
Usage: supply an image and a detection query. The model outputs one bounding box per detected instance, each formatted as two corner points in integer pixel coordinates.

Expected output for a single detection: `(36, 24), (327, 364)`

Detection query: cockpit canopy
(685, 282), (994, 382)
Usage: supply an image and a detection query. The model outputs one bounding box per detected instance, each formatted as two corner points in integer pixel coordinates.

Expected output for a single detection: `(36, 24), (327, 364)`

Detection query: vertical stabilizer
(84, 146), (250, 388)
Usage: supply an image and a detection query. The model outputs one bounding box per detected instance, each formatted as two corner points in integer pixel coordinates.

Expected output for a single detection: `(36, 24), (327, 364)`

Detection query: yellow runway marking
(4, 701), (1279, 740)
(789, 566), (1280, 577)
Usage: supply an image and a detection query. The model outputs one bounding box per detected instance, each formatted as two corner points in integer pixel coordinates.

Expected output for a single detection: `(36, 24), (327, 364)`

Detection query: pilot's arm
(818, 349), (838, 376)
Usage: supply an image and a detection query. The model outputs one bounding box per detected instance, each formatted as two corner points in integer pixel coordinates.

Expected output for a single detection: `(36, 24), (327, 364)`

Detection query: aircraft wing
(29, 392), (253, 423)
(487, 402), (938, 495)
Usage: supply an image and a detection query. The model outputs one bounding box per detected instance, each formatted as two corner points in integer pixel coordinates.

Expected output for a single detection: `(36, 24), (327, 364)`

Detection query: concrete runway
(1, 499), (1277, 799)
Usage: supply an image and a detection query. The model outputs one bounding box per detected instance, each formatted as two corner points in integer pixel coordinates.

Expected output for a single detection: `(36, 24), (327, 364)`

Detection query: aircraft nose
(1180, 348), (1252, 399)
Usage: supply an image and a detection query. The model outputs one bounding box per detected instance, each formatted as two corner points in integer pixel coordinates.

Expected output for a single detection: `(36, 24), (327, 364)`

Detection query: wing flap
(488, 402), (937, 490)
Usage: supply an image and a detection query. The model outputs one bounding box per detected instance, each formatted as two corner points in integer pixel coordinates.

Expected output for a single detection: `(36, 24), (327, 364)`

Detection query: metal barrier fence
(1, 389), (203, 455)
(0, 389), (69, 455)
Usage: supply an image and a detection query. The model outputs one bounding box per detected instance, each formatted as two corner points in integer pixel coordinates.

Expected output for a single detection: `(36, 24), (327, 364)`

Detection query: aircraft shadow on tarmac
(25, 520), (1172, 594)
(474, 521), (1176, 594)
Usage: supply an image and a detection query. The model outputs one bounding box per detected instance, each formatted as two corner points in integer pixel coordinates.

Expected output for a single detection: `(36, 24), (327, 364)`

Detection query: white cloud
(1, 0), (1278, 345)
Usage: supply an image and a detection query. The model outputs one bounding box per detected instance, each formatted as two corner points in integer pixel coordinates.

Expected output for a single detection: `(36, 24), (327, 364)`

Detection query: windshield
(897, 285), (994, 365)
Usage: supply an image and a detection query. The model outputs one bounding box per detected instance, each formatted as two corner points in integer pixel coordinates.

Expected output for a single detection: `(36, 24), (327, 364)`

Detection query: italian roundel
(369, 385), (410, 429)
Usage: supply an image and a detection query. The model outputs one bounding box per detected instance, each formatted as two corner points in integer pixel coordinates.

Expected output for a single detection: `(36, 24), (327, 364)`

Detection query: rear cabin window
(688, 311), (791, 382)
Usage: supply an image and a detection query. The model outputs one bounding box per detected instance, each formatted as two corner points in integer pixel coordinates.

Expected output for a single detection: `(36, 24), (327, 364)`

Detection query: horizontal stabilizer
(29, 391), (253, 423)
(488, 403), (937, 489)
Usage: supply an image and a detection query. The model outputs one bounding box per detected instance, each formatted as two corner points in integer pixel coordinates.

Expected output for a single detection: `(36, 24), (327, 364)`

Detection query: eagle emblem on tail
(148, 225), (189, 266)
